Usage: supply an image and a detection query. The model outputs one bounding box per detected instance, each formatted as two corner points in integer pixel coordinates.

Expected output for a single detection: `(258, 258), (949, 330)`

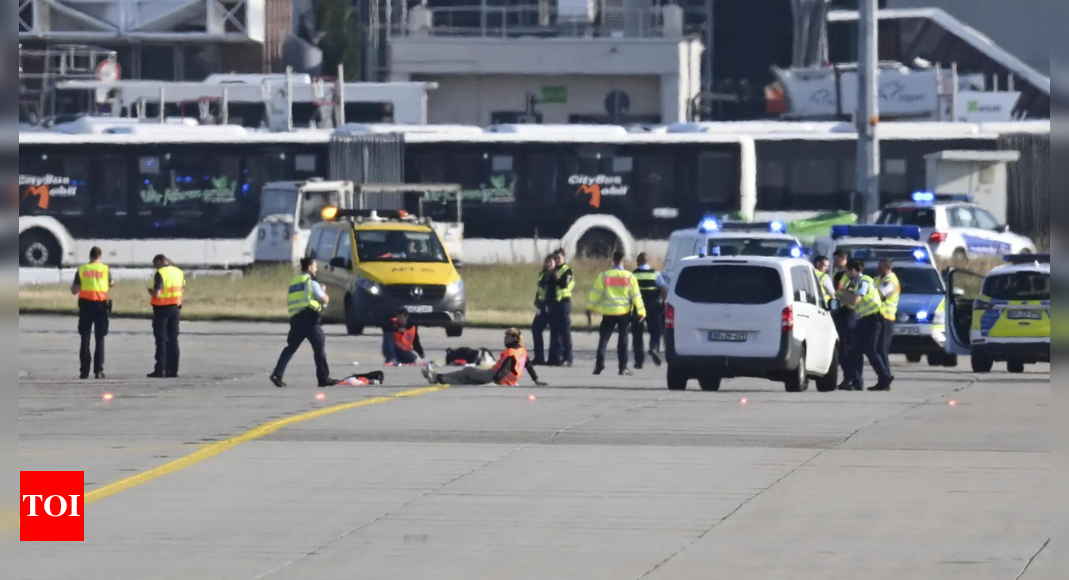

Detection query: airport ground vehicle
(663, 219), (805, 282)
(254, 181), (463, 264)
(877, 193), (1036, 261)
(945, 254), (1050, 373)
(308, 210), (466, 337)
(664, 256), (840, 393)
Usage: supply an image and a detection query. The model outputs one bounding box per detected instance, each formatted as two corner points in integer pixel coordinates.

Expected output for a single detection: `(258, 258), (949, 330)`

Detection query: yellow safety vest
(855, 275), (883, 318)
(151, 266), (185, 307)
(535, 271), (549, 303)
(815, 271), (833, 306)
(878, 272), (901, 321)
(588, 268), (646, 318)
(287, 274), (323, 317)
(556, 264), (575, 301)
(77, 262), (110, 302)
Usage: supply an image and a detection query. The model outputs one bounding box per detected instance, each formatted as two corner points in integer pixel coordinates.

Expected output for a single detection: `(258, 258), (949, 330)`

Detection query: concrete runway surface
(18, 316), (1049, 580)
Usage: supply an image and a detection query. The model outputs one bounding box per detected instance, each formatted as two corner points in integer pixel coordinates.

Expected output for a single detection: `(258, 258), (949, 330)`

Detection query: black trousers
(152, 305), (181, 376)
(879, 318), (896, 376)
(834, 309), (858, 384)
(78, 301), (109, 376)
(632, 303), (664, 367)
(531, 307), (550, 363)
(596, 315), (632, 372)
(273, 310), (331, 386)
(850, 315), (894, 387)
(548, 300), (573, 364)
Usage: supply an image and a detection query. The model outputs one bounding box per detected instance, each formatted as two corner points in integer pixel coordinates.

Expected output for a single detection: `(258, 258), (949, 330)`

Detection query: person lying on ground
(422, 328), (546, 387)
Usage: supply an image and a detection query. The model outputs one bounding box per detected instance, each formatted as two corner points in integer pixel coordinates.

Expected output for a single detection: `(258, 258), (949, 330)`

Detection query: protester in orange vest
(422, 329), (547, 387)
(147, 254), (185, 379)
(382, 307), (425, 365)
(70, 246), (114, 380)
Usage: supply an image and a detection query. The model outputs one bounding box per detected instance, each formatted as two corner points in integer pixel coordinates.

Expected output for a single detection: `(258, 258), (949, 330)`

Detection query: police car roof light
(698, 217), (720, 233)
(831, 225), (921, 241)
(335, 209), (411, 221)
(1003, 253), (1050, 265)
(911, 191), (936, 203)
(912, 248), (928, 262)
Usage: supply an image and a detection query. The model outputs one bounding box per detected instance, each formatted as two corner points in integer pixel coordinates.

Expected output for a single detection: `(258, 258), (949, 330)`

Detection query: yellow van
(307, 209), (466, 337)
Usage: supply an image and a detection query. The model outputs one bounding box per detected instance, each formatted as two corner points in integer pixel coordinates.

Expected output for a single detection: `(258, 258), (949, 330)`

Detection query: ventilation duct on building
(792, 0), (831, 67)
(282, 34), (323, 77)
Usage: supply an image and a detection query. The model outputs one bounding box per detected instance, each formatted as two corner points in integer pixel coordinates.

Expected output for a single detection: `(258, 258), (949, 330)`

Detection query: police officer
(531, 255), (557, 365)
(840, 260), (894, 391)
(549, 249), (575, 367)
(831, 249), (857, 390)
(876, 258), (901, 381)
(631, 253), (667, 369)
(270, 257), (338, 388)
(587, 251), (646, 376)
(147, 255), (185, 379)
(832, 249), (850, 290)
(813, 255), (835, 308)
(70, 247), (113, 380)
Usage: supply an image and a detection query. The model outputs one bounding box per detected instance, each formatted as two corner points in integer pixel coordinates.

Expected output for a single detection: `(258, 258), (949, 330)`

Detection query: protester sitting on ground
(383, 308), (425, 365)
(422, 329), (547, 386)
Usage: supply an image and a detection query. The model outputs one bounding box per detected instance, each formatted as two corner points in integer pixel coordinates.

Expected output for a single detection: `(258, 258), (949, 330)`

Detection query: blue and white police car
(665, 219), (806, 281)
(876, 193), (1036, 262)
(830, 225), (956, 367)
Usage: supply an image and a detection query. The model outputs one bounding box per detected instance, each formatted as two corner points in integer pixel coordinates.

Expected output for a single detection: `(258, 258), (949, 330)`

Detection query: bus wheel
(19, 231), (60, 268)
(575, 229), (620, 260)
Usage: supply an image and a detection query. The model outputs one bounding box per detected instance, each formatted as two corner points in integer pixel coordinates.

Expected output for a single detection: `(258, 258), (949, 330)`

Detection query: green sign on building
(541, 86), (568, 104)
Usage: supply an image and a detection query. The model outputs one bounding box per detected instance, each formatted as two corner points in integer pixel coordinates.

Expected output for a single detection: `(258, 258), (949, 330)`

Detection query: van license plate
(1008, 310), (1041, 320)
(406, 305), (434, 314)
(709, 332), (747, 342)
(895, 326), (922, 336)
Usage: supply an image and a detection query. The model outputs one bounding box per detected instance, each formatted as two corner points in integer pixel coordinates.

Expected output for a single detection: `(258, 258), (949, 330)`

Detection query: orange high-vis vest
(393, 318), (417, 352)
(492, 347), (528, 386)
(151, 266), (185, 307)
(77, 262), (110, 302)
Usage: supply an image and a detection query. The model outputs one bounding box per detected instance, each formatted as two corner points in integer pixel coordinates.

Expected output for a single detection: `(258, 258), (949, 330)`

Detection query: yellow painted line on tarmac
(84, 385), (450, 506)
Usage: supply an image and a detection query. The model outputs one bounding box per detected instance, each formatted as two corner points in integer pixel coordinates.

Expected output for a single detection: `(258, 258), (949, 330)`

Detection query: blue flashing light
(770, 220), (787, 233)
(241, 183), (251, 193)
(916, 310), (930, 322)
(912, 248), (928, 262)
(912, 191), (936, 204)
(831, 225), (921, 241)
(699, 217), (720, 233)
(789, 246), (803, 259)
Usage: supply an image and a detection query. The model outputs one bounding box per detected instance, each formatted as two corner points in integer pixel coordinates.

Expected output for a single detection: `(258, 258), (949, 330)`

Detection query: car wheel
(952, 249), (969, 263)
(1007, 360), (1025, 374)
(971, 354), (994, 374)
(344, 299), (365, 336)
(816, 346), (840, 393)
(446, 326), (464, 338)
(941, 354), (959, 368)
(667, 366), (688, 391)
(927, 352), (944, 367)
(785, 347), (809, 393)
(699, 376), (721, 392)
(19, 231), (61, 268)
(906, 354), (922, 363)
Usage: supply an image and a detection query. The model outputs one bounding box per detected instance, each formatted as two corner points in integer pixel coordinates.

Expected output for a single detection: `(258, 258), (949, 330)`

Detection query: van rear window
(674, 265), (783, 305)
(982, 272), (1050, 301)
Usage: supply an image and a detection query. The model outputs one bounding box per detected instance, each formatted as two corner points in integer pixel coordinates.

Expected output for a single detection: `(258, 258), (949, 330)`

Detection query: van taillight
(929, 232), (949, 244)
(782, 306), (794, 332)
(666, 303), (676, 330)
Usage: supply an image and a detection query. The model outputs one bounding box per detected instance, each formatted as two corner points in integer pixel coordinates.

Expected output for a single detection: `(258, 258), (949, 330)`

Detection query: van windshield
(877, 207), (937, 227)
(356, 230), (449, 263)
(259, 189), (297, 219)
(707, 238), (797, 257)
(675, 265), (783, 305)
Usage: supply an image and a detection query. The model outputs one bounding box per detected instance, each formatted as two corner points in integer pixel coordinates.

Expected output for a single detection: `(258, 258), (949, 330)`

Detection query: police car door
(945, 268), (985, 356)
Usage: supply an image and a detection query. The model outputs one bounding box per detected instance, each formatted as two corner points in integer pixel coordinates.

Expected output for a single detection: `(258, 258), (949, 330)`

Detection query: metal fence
(1000, 133), (1049, 242)
(398, 5), (672, 39)
(328, 134), (405, 185)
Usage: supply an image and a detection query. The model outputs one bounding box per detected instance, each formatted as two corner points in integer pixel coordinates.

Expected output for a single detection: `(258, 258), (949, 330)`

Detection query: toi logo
(20, 471), (85, 542)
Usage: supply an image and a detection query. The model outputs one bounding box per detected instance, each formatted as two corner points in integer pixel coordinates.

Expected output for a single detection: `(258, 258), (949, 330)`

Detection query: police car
(877, 193), (1036, 261)
(665, 219), (806, 282)
(828, 224), (935, 263)
(945, 254), (1050, 373)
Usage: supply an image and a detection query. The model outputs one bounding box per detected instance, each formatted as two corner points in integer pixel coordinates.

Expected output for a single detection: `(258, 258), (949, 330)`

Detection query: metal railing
(397, 5), (673, 40)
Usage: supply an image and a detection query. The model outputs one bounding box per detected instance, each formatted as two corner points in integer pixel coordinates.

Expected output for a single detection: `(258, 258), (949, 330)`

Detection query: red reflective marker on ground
(102, 393), (114, 402)
(528, 395), (537, 402)
(740, 398), (749, 406)
(315, 393), (326, 402)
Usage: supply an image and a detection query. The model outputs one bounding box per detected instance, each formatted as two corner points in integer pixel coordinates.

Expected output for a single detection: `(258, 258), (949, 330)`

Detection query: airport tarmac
(17, 316), (1048, 580)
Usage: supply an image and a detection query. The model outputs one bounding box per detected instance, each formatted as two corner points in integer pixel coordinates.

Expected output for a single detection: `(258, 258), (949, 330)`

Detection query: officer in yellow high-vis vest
(147, 255), (185, 379)
(549, 249), (576, 366)
(587, 250), (646, 376)
(70, 247), (114, 380)
(271, 257), (338, 388)
(840, 260), (894, 391)
(876, 259), (902, 382)
(531, 255), (557, 365)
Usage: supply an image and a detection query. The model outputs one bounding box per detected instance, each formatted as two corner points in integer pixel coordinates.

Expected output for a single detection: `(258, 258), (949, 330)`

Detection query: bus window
(524, 152), (558, 204)
(19, 154), (92, 223)
(136, 151), (210, 239)
(636, 153), (676, 209)
(90, 156), (131, 238)
(206, 155), (252, 238)
(696, 151), (736, 206)
(788, 157), (841, 210)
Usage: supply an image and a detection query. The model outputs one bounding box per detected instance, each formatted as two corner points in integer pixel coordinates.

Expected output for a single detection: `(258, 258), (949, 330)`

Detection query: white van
(254, 180), (355, 264)
(665, 256), (840, 392)
(664, 221), (804, 283)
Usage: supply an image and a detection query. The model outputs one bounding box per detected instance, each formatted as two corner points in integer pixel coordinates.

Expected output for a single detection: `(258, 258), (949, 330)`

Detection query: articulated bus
(18, 120), (1044, 267)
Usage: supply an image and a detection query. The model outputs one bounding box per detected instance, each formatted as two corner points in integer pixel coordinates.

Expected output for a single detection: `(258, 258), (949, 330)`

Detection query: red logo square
(20, 471), (85, 542)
